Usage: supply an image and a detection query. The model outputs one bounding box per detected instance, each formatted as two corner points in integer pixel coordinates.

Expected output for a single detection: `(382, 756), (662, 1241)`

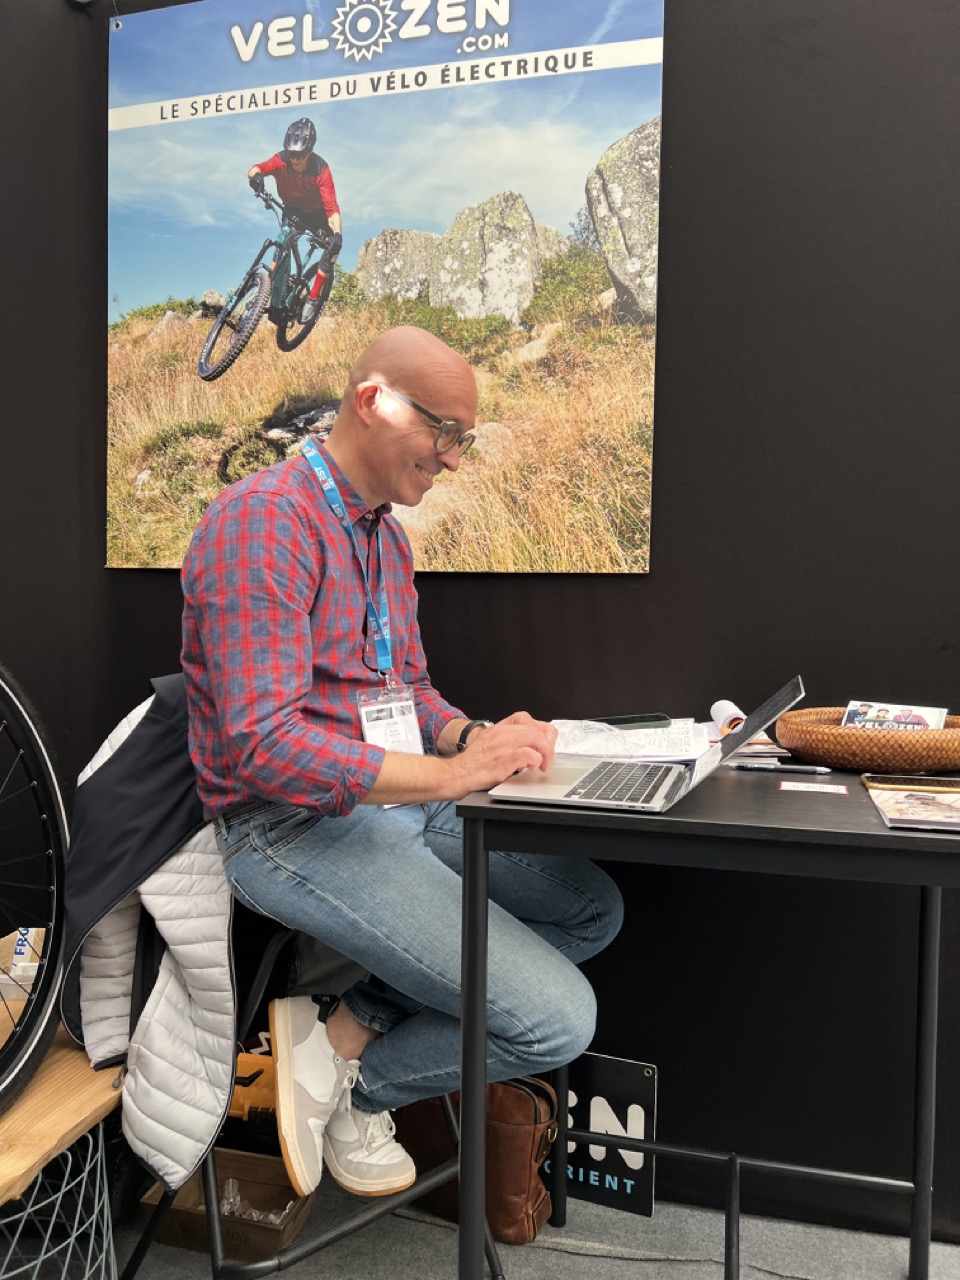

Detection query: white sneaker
(269, 996), (359, 1196)
(323, 1089), (417, 1196)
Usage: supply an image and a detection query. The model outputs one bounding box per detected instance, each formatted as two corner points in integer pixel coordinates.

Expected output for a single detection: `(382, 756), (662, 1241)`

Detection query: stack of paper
(712, 728), (790, 761)
(551, 719), (711, 763)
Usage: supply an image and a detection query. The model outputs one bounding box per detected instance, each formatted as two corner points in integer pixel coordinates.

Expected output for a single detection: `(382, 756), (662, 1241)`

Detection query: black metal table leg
(549, 1062), (568, 1227)
(909, 885), (941, 1280)
(724, 1154), (740, 1280)
(440, 1094), (504, 1279)
(459, 817), (490, 1280)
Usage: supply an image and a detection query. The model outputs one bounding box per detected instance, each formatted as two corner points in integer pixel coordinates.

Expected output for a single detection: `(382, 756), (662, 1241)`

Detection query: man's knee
(507, 965), (598, 1072)
(547, 972), (598, 1068)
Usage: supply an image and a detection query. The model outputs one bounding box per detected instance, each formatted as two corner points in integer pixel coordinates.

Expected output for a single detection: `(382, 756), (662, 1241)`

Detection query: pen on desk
(731, 762), (832, 775)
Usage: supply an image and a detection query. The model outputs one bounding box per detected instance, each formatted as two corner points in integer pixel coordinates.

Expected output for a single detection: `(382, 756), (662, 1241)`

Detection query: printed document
(551, 719), (711, 763)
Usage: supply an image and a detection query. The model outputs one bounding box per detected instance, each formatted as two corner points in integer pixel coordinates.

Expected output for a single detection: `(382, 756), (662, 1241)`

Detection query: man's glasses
(380, 386), (476, 457)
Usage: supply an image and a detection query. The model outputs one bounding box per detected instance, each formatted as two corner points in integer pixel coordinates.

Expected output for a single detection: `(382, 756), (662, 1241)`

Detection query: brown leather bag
(393, 1077), (558, 1245)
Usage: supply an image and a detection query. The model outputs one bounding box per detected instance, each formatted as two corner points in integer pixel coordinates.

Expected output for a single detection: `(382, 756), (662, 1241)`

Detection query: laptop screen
(718, 676), (805, 762)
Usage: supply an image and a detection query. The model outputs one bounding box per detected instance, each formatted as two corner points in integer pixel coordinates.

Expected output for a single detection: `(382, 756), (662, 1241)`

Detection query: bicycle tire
(275, 271), (333, 353)
(0, 662), (68, 1117)
(197, 267), (271, 382)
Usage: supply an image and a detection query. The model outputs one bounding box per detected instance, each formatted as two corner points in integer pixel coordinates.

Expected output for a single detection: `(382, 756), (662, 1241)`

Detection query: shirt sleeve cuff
(328, 740), (386, 814)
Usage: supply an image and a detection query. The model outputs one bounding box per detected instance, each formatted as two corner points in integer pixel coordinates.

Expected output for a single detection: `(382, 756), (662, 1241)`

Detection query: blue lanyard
(302, 438), (392, 676)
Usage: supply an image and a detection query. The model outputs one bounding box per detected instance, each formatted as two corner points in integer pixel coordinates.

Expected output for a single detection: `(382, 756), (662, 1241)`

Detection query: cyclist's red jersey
(256, 152), (340, 220)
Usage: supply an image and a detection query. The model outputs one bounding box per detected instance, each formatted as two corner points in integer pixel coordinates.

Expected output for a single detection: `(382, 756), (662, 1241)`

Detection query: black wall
(4, 0), (960, 1239)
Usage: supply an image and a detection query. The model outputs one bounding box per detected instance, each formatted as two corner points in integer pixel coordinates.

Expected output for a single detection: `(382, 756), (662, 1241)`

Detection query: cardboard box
(141, 1149), (314, 1261)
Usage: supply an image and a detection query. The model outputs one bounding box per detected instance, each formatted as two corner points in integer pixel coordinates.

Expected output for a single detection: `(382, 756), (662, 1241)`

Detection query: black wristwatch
(456, 719), (493, 752)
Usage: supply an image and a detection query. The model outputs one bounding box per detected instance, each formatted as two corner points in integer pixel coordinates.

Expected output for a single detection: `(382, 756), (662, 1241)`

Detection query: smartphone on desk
(594, 713), (672, 730)
(862, 774), (960, 792)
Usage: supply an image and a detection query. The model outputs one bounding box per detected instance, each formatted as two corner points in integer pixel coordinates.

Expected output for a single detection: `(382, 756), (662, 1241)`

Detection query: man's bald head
(323, 326), (477, 510)
(344, 326), (476, 414)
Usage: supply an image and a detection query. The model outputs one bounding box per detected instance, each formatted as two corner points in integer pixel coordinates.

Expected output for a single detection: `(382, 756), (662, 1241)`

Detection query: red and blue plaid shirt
(181, 444), (464, 819)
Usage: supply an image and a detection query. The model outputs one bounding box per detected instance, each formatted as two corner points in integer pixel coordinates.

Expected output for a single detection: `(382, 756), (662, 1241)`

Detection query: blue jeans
(216, 799), (623, 1113)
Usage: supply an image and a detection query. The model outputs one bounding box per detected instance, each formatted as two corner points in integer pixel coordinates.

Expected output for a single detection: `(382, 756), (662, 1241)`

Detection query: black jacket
(61, 674), (205, 1045)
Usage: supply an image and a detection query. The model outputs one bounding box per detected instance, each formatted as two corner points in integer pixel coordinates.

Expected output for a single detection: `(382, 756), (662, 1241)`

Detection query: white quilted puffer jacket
(62, 676), (236, 1191)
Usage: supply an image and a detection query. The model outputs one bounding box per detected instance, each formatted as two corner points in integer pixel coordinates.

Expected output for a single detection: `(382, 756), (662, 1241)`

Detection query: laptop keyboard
(565, 761), (671, 806)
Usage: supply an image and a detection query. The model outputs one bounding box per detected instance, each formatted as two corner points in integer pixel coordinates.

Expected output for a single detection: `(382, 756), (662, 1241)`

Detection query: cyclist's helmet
(284, 118), (317, 159)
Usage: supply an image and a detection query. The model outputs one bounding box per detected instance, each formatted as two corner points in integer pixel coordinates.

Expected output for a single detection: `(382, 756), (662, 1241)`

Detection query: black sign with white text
(543, 1052), (657, 1217)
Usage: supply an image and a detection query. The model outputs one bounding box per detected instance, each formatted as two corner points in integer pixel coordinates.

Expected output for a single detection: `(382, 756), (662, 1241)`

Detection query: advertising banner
(544, 1052), (657, 1217)
(108, 0), (663, 570)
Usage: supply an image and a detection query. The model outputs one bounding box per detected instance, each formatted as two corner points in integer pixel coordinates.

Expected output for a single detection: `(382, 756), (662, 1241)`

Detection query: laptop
(489, 676), (805, 814)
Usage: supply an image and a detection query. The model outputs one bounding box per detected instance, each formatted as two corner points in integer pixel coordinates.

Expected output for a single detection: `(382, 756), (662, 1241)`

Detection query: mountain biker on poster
(248, 118), (343, 324)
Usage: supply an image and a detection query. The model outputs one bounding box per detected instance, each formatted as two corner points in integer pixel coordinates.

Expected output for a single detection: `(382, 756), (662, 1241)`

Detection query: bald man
(181, 327), (623, 1199)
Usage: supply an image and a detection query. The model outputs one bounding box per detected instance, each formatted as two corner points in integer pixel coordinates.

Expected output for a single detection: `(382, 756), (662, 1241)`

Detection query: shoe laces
(339, 1089), (397, 1154)
(334, 1057), (360, 1092)
(356, 1108), (398, 1155)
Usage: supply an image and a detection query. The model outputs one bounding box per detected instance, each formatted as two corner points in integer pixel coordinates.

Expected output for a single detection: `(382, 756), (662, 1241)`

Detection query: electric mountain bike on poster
(197, 190), (334, 382)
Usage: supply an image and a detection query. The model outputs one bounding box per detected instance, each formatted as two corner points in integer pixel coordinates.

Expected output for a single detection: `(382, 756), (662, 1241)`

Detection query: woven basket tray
(775, 708), (960, 773)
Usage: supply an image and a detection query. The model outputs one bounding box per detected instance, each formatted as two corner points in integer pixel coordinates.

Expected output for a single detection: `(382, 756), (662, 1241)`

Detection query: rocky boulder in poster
(535, 222), (571, 268)
(358, 196), (570, 321)
(355, 228), (439, 302)
(587, 117), (661, 324)
(430, 191), (560, 324)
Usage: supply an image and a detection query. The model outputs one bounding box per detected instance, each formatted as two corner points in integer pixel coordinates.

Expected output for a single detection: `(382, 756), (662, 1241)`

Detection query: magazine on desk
(861, 776), (960, 832)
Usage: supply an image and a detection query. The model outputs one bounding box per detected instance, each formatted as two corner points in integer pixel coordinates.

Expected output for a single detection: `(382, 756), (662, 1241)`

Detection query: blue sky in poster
(108, 0), (663, 321)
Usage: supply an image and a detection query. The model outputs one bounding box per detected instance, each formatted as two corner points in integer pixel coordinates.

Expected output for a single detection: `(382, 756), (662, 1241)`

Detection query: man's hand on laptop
(365, 714), (557, 805)
(453, 712), (557, 793)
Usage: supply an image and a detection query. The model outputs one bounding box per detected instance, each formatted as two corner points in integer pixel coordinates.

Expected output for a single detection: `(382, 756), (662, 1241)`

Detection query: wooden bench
(0, 1024), (120, 1205)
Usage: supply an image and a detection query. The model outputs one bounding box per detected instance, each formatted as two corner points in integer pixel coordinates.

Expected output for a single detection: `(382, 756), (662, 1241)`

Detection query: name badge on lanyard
(356, 684), (424, 756)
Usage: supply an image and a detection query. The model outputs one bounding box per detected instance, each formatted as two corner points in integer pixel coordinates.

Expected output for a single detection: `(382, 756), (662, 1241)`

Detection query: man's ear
(353, 380), (381, 423)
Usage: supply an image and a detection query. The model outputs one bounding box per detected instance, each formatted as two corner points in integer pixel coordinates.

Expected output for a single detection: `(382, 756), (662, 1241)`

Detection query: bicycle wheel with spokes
(0, 662), (68, 1116)
(197, 266), (271, 382)
(276, 271), (333, 353)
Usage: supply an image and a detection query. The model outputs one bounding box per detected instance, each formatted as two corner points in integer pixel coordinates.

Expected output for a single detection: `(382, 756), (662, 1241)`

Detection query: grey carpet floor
(114, 1178), (960, 1280)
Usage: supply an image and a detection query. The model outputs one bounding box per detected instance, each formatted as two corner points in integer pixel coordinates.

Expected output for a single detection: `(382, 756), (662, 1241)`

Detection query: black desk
(457, 768), (960, 1280)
